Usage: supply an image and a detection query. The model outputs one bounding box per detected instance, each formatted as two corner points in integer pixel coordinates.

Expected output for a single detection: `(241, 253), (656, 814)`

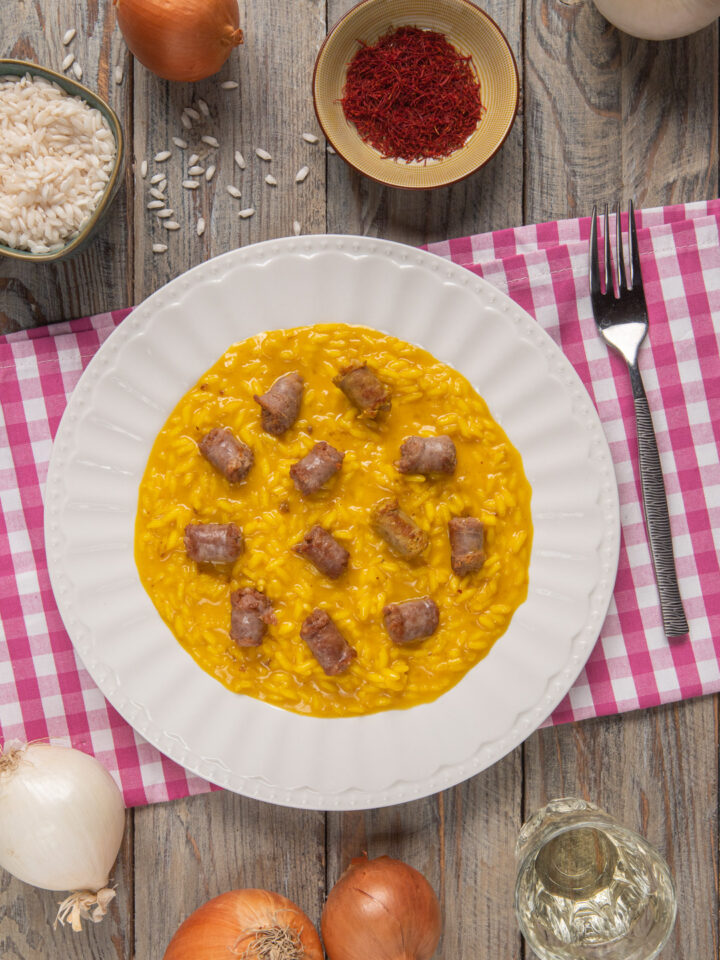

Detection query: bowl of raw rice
(0, 59), (124, 263)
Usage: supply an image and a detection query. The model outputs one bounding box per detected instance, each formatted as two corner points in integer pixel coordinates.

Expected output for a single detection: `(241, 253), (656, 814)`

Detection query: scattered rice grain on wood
(302, 132), (319, 143)
(226, 185), (241, 198)
(163, 220), (180, 230)
(62, 54), (74, 71)
(114, 65), (123, 85)
(202, 135), (219, 148)
(154, 150), (171, 162)
(205, 165), (216, 181)
(234, 150), (246, 169)
(265, 174), (277, 186)
(196, 217), (205, 236)
(182, 180), (199, 190)
(184, 107), (200, 120)
(255, 147), (272, 161)
(238, 207), (255, 218)
(172, 136), (188, 149)
(149, 187), (166, 200)
(188, 165), (204, 176)
(295, 166), (309, 183)
(152, 242), (168, 253)
(197, 98), (210, 117)
(220, 80), (239, 89)
(140, 160), (148, 178)
(147, 200), (165, 210)
(72, 62), (82, 80)
(62, 28), (76, 45)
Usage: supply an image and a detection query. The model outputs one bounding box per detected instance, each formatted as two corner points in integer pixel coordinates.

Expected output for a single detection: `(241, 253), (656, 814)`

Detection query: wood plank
(0, 0), (133, 330)
(326, 0), (525, 243)
(133, 792), (325, 957)
(522, 699), (719, 959)
(0, 808), (133, 960)
(131, 0), (326, 304)
(326, 753), (523, 960)
(523, 1), (718, 221)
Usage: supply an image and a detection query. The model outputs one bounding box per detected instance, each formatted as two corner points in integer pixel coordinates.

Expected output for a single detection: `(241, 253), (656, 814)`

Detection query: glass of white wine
(515, 798), (677, 960)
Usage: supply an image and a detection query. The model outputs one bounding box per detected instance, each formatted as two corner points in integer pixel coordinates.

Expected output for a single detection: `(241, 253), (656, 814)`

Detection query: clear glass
(515, 798), (677, 960)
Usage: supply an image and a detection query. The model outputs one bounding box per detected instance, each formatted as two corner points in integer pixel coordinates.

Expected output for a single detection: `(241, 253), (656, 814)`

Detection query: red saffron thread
(340, 26), (483, 163)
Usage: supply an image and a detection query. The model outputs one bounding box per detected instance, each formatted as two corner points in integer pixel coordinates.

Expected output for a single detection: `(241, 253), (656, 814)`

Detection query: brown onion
(321, 855), (442, 960)
(114, 0), (243, 83)
(163, 889), (323, 960)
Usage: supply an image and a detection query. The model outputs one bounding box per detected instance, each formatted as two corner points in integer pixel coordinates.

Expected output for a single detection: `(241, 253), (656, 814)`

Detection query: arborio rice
(0, 74), (116, 254)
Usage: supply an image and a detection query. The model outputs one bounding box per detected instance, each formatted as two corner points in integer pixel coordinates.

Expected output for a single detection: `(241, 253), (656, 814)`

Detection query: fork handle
(629, 364), (689, 637)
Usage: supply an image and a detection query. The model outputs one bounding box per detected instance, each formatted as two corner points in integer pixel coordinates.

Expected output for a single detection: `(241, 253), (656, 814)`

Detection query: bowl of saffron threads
(312, 0), (519, 190)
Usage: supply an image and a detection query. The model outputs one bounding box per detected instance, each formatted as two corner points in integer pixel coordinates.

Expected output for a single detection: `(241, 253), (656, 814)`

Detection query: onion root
(55, 887), (117, 932)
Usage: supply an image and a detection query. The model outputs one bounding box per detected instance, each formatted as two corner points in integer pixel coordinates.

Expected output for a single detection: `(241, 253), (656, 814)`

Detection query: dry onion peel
(163, 889), (324, 960)
(0, 741), (125, 931)
(321, 854), (442, 960)
(114, 0), (243, 83)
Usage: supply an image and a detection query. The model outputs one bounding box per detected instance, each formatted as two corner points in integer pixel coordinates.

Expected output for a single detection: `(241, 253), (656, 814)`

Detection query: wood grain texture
(0, 0), (132, 330)
(133, 792), (325, 958)
(326, 0), (525, 243)
(523, 0), (718, 220)
(131, 0), (326, 304)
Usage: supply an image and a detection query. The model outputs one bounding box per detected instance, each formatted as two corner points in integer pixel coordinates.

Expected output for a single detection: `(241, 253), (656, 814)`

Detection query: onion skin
(322, 855), (442, 960)
(114, 0), (243, 83)
(163, 889), (324, 960)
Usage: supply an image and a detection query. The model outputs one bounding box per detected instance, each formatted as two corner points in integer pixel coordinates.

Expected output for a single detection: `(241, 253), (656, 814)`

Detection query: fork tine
(615, 201), (627, 292)
(589, 204), (601, 298)
(628, 198), (642, 290)
(603, 203), (613, 295)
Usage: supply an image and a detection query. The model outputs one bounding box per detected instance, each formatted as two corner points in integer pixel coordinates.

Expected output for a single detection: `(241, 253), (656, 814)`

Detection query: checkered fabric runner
(2, 200), (719, 806)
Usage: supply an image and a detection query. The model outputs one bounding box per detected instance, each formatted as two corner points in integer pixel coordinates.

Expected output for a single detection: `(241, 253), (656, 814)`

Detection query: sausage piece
(293, 525), (349, 579)
(300, 609), (356, 676)
(254, 372), (304, 436)
(199, 428), (253, 483)
(230, 588), (276, 647)
(395, 435), (456, 475)
(383, 597), (439, 644)
(370, 499), (428, 560)
(184, 522), (243, 563)
(290, 441), (344, 495)
(333, 362), (391, 419)
(449, 516), (485, 575)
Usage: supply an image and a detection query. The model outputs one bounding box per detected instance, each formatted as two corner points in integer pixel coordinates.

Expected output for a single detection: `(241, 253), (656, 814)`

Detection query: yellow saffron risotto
(135, 324), (532, 717)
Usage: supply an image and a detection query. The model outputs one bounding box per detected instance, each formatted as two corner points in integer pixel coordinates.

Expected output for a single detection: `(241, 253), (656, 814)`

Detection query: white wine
(515, 799), (676, 960)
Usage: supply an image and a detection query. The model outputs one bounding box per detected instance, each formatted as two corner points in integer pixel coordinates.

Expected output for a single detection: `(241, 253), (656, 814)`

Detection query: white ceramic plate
(45, 236), (619, 810)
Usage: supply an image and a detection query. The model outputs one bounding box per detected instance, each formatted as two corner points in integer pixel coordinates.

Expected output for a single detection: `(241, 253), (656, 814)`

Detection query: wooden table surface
(2, 1), (719, 957)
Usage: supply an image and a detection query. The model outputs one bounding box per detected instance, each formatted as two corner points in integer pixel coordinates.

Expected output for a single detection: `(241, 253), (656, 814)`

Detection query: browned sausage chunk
(293, 525), (349, 579)
(254, 372), (304, 436)
(230, 588), (276, 647)
(199, 427), (253, 482)
(333, 362), (391, 419)
(370, 499), (428, 560)
(300, 609), (356, 675)
(395, 435), (456, 475)
(383, 597), (439, 644)
(449, 516), (485, 575)
(184, 522), (243, 563)
(290, 441), (344, 495)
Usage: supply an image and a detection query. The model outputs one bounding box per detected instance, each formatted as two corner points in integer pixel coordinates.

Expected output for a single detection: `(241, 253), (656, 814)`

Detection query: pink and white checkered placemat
(2, 200), (719, 806)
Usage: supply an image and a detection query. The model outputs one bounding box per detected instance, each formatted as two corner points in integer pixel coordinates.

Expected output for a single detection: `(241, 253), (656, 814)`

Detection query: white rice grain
(150, 173), (164, 184)
(154, 150), (171, 162)
(156, 208), (174, 219)
(172, 136), (188, 149)
(295, 166), (309, 183)
(152, 242), (168, 253)
(221, 80), (239, 89)
(181, 112), (192, 129)
(62, 54), (75, 72)
(184, 107), (201, 120)
(62, 28), (76, 45)
(255, 147), (272, 161)
(114, 65), (123, 85)
(196, 217), (205, 236)
(147, 200), (165, 209)
(205, 165), (215, 181)
(238, 207), (255, 218)
(293, 220), (301, 235)
(188, 153), (199, 166)
(234, 151), (246, 170)
(197, 98), (210, 117)
(302, 132), (319, 143)
(264, 174), (277, 186)
(188, 165), (204, 176)
(72, 62), (82, 80)
(327, 144), (336, 154)
(149, 187), (166, 200)
(163, 220), (180, 230)
(0, 74), (116, 253)
(140, 160), (148, 178)
(202, 135), (219, 148)
(182, 180), (199, 190)
(226, 185), (241, 198)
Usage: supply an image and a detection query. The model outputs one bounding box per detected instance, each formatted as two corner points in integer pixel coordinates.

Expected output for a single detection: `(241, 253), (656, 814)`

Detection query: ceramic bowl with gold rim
(0, 59), (125, 264)
(312, 0), (519, 190)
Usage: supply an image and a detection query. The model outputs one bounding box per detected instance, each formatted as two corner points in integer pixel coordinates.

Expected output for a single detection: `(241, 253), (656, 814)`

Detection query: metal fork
(590, 201), (688, 637)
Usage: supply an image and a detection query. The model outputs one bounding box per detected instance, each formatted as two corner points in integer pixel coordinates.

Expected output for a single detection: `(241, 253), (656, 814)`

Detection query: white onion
(593, 0), (720, 40)
(0, 741), (125, 930)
